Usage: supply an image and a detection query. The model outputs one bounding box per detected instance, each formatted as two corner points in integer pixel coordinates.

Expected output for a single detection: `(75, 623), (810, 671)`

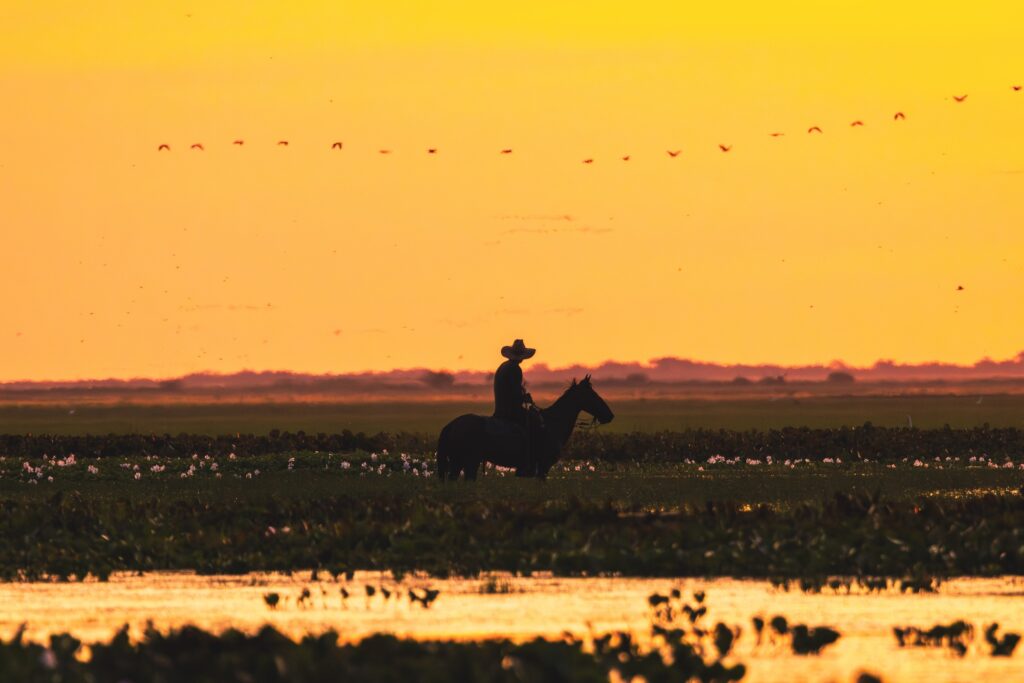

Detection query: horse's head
(570, 374), (614, 424)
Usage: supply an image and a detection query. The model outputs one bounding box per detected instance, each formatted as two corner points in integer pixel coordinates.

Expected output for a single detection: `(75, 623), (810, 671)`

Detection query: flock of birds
(155, 88), (1020, 159)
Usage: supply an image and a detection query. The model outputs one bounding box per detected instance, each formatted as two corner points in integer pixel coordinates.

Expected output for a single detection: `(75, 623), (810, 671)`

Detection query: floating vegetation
(0, 594), (749, 682)
(751, 614), (841, 655)
(772, 575), (941, 594)
(893, 621), (1021, 657)
(983, 623), (1021, 657)
(478, 577), (517, 594)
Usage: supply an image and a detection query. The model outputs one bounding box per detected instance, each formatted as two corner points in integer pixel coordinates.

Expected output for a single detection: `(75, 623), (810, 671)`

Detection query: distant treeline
(2, 424), (1024, 462)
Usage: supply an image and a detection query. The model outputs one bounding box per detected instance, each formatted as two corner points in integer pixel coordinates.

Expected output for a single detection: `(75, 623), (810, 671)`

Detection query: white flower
(87, 465), (99, 475)
(341, 461), (351, 470)
(134, 472), (141, 480)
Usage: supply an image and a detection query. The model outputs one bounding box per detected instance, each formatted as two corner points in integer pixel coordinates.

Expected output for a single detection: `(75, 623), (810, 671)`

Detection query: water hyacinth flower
(134, 472), (141, 480)
(87, 465), (99, 475)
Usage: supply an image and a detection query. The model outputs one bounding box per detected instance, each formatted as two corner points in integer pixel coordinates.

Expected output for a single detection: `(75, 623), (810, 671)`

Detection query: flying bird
(1013, 85), (1022, 91)
(769, 132), (785, 137)
(621, 155), (631, 161)
(850, 120), (865, 127)
(894, 112), (906, 120)
(953, 94), (968, 102)
(277, 140), (289, 146)
(667, 150), (681, 157)
(582, 158), (593, 164)
(190, 143), (204, 150)
(232, 139), (244, 145)
(331, 142), (343, 150)
(808, 126), (823, 134)
(956, 285), (964, 291)
(378, 149), (391, 154)
(718, 144), (732, 152)
(427, 148), (437, 154)
(500, 149), (513, 154)
(157, 144), (170, 151)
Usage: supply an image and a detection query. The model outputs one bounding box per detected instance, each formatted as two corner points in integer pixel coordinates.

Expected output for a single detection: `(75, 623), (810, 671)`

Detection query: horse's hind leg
(464, 458), (481, 481)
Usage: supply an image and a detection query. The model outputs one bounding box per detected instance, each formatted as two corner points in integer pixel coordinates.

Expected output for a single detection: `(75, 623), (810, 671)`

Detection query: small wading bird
(718, 144), (732, 152)
(331, 142), (343, 149)
(190, 143), (204, 150)
(808, 126), (823, 134)
(953, 94), (968, 102)
(667, 150), (681, 157)
(894, 112), (906, 120)
(157, 144), (170, 151)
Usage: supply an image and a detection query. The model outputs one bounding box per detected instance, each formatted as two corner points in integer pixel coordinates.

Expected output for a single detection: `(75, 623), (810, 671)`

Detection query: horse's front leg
(464, 458), (481, 481)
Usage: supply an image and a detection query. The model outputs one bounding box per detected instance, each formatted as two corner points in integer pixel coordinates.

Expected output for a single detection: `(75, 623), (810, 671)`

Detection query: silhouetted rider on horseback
(493, 339), (544, 476)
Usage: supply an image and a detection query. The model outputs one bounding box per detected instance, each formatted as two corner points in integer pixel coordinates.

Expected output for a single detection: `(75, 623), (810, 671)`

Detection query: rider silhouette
(493, 339), (542, 475)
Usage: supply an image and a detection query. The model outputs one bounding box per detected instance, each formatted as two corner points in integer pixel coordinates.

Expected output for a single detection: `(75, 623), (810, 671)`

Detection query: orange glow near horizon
(2, 1), (1024, 381)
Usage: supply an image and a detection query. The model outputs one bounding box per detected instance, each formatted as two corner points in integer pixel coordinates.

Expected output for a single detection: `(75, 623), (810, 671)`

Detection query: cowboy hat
(501, 339), (536, 360)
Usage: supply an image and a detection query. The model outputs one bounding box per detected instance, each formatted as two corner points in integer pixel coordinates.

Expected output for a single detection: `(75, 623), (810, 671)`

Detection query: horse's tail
(436, 422), (452, 481)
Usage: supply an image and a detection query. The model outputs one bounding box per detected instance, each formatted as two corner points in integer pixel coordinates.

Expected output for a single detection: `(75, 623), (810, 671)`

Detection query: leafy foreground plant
(0, 594), (748, 683)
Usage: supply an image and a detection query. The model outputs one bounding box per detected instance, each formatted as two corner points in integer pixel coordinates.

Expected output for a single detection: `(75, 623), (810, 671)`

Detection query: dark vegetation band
(4, 490), (1024, 581)
(2, 425), (1024, 462)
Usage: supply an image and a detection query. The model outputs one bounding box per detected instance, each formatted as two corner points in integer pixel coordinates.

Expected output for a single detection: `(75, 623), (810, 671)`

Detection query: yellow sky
(2, 1), (1023, 380)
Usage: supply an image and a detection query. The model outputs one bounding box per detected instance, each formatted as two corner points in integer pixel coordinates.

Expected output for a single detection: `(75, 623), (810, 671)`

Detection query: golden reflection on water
(2, 573), (1024, 683)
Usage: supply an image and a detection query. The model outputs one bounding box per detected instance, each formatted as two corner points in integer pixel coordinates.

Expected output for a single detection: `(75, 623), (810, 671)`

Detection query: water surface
(2, 573), (1022, 682)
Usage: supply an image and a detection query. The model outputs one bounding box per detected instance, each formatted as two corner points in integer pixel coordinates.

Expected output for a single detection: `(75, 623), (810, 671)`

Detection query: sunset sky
(2, 1), (1023, 381)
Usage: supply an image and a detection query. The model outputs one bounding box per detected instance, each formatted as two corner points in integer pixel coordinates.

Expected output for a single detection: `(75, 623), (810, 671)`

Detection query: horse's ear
(584, 373), (591, 383)
(571, 378), (577, 386)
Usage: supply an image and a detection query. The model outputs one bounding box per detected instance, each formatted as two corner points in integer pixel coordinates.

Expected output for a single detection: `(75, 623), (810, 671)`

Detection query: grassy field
(2, 393), (1024, 435)
(1, 450), (1022, 579)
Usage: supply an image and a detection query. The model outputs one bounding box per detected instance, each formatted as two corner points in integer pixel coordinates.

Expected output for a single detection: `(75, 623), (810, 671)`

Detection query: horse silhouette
(436, 375), (613, 481)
